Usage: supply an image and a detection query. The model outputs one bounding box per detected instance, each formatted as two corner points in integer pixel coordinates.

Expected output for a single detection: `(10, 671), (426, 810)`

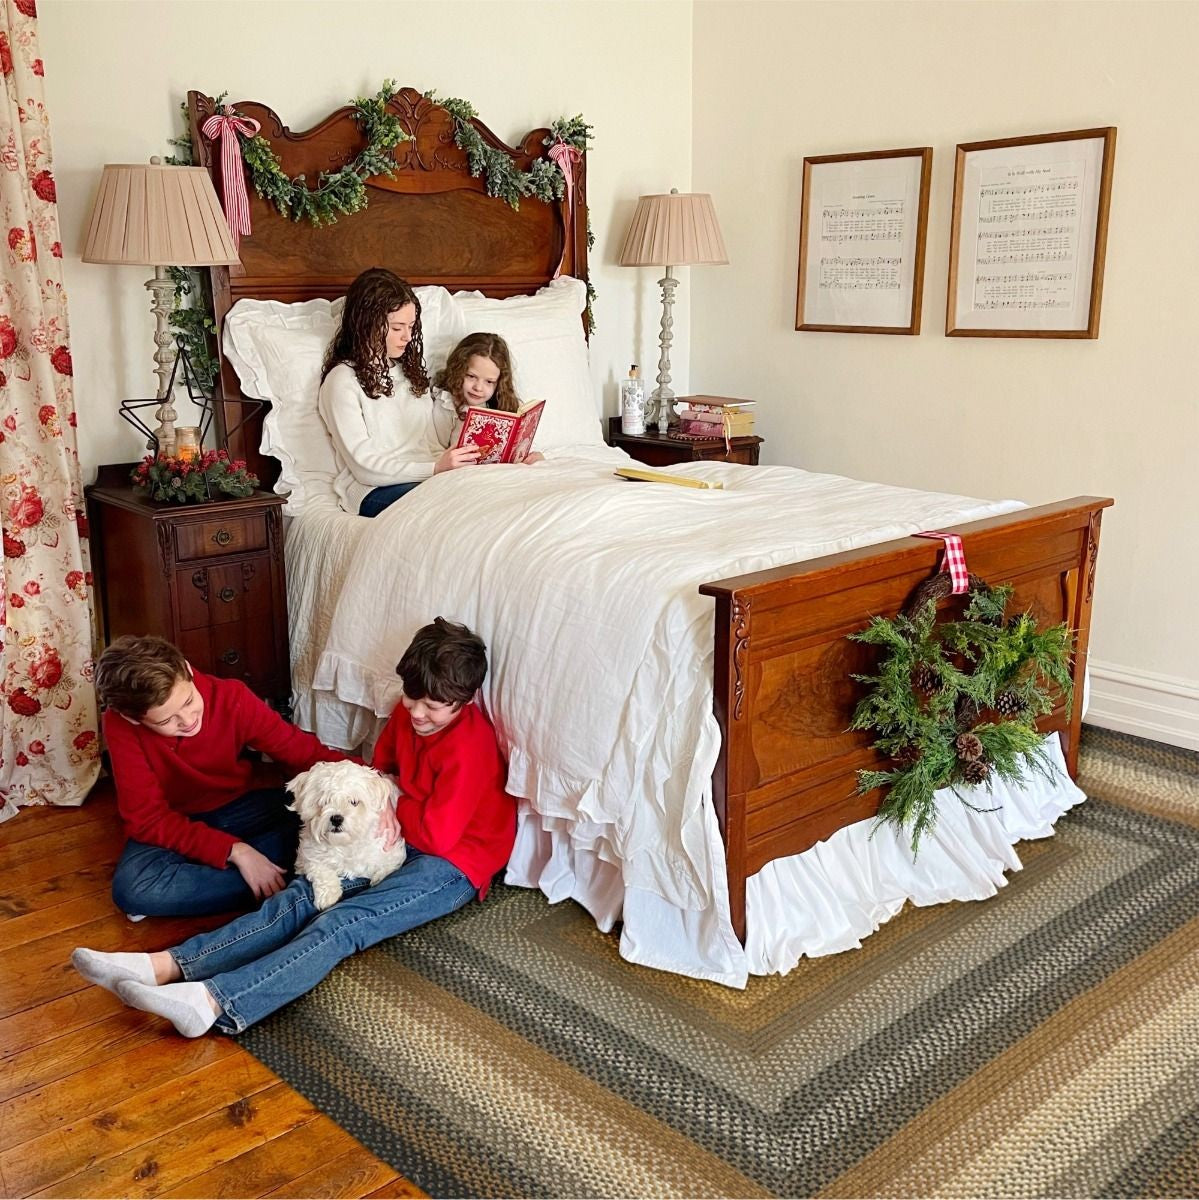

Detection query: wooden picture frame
(946, 127), (1116, 338)
(795, 147), (932, 335)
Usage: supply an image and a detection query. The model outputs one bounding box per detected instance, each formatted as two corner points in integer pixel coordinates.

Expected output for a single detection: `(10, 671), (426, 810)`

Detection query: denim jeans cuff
(205, 980), (246, 1034)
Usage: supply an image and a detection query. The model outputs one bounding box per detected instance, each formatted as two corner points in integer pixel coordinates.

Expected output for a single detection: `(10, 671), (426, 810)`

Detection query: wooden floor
(0, 781), (425, 1199)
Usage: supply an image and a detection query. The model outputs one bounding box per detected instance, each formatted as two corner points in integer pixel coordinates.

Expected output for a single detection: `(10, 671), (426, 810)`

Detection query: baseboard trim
(1085, 660), (1199, 752)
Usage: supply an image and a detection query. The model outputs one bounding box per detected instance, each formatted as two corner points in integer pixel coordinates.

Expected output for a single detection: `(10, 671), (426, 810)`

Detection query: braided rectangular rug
(241, 728), (1199, 1198)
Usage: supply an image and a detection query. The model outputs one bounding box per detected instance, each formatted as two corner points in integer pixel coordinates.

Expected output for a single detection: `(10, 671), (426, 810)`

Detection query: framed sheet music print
(946, 127), (1116, 338)
(795, 147), (932, 335)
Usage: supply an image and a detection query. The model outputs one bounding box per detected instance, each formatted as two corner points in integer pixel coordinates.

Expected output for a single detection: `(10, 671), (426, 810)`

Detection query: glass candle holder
(175, 426), (201, 462)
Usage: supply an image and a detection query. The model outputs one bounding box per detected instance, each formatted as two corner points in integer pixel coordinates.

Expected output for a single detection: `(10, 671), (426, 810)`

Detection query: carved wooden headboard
(186, 88), (588, 484)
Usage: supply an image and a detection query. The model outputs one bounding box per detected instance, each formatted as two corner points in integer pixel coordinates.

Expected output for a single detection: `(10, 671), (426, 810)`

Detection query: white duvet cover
(303, 445), (1083, 986)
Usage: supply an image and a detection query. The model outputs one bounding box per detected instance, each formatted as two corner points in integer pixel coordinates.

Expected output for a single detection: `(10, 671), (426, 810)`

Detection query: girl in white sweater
(317, 269), (478, 516)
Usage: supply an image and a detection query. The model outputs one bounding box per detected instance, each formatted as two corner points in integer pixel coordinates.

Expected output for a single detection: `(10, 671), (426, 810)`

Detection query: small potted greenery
(131, 449), (259, 505)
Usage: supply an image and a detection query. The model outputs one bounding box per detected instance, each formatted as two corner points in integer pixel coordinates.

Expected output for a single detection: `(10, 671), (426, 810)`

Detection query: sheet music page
(801, 155), (924, 328)
(953, 136), (1106, 331)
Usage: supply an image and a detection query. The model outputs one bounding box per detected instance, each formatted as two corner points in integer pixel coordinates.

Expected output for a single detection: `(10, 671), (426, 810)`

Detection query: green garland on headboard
(166, 83), (596, 375)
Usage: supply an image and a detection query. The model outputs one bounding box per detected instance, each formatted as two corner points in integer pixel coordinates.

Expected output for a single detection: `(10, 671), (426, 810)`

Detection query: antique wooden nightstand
(86, 464), (290, 711)
(606, 417), (763, 467)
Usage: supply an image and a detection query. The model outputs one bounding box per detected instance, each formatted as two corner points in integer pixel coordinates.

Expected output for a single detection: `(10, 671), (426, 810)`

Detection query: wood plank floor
(0, 781), (425, 1199)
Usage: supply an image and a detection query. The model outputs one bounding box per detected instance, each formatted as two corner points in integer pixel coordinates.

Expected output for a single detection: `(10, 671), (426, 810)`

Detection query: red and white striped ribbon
(201, 107), (261, 254)
(914, 530), (969, 593)
(547, 139), (581, 279)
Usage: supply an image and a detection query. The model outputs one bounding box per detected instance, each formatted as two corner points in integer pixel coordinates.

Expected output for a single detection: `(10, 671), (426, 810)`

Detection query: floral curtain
(0, 0), (98, 820)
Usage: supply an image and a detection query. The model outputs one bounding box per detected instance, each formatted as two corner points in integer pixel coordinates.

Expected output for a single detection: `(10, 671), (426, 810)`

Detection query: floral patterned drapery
(0, 0), (99, 820)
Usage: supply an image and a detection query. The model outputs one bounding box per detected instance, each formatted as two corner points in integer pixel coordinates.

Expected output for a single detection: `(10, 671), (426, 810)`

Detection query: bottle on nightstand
(620, 364), (646, 435)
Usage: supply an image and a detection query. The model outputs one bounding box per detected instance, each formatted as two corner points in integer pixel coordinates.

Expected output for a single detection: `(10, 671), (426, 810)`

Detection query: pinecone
(892, 743), (923, 770)
(955, 732), (984, 762)
(995, 689), (1028, 718)
(962, 757), (991, 785)
(912, 661), (940, 696)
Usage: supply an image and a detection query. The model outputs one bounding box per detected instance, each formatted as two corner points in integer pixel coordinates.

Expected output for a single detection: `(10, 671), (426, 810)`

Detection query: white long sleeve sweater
(317, 363), (453, 513)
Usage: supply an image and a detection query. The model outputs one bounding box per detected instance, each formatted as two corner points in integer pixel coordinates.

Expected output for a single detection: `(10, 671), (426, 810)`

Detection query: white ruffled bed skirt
(505, 732), (1085, 989)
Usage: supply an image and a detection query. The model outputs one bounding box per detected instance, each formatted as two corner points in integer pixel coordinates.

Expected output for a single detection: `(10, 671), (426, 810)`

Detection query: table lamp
(81, 157), (239, 455)
(618, 188), (728, 432)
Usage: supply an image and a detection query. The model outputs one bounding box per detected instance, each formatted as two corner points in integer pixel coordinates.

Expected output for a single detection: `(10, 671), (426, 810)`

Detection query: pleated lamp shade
(618, 191), (728, 268)
(81, 162), (240, 266)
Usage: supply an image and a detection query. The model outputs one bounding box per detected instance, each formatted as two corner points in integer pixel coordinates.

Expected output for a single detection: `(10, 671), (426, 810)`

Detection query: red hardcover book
(456, 400), (546, 464)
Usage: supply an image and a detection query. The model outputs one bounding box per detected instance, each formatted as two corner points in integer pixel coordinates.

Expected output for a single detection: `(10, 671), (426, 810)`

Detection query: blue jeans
(111, 787), (299, 918)
(358, 481), (421, 517)
(170, 850), (476, 1033)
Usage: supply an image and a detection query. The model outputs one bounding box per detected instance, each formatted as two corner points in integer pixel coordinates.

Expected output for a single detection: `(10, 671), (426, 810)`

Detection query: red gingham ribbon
(547, 139), (581, 279)
(201, 107), (261, 253)
(914, 531), (969, 593)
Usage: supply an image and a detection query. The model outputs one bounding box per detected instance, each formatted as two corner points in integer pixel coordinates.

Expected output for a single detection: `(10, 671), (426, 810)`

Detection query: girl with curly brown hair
(431, 332), (544, 463)
(318, 268), (478, 517)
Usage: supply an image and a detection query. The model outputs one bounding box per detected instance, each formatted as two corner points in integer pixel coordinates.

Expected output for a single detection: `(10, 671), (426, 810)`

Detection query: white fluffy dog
(287, 761), (407, 910)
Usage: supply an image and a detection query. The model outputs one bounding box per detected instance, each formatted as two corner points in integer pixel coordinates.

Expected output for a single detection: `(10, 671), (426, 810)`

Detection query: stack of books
(671, 396), (756, 441)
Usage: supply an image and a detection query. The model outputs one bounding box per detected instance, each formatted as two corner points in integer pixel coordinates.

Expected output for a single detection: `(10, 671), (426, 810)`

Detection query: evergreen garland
(239, 82), (409, 226)
(164, 106), (217, 388)
(165, 267), (219, 389)
(848, 578), (1075, 852)
(428, 94), (596, 330)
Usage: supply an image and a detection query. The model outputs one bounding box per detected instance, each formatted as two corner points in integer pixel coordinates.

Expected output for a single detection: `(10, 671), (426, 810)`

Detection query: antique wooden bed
(188, 89), (1112, 945)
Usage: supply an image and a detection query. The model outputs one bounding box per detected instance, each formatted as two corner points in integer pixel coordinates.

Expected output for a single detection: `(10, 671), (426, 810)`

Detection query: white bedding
(291, 445), (1086, 987)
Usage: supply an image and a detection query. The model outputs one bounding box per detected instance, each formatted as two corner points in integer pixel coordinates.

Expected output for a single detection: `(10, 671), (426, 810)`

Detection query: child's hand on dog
(228, 842), (287, 900)
(376, 804), (403, 851)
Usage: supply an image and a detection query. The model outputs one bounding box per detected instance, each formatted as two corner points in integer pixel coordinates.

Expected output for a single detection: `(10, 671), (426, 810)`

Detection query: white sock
(116, 979), (219, 1038)
(71, 947), (157, 994)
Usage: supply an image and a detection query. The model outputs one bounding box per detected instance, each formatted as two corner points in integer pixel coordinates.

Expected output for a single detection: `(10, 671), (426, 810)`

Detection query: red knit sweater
(371, 701), (517, 898)
(103, 671), (346, 869)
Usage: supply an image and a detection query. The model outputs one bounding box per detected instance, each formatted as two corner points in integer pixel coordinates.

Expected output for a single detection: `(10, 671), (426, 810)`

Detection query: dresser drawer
(173, 512), (269, 562)
(177, 612), (281, 697)
(176, 559), (271, 631)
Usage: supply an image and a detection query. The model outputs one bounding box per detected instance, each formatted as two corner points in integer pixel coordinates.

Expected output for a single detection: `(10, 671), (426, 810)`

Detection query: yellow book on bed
(613, 467), (724, 490)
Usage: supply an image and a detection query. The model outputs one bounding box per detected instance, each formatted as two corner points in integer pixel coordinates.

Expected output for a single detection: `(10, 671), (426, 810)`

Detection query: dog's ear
(365, 769), (399, 815)
(286, 769), (314, 820)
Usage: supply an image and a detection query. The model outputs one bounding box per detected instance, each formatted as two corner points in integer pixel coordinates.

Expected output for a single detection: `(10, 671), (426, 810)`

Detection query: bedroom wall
(39, 0), (693, 474)
(689, 0), (1199, 750)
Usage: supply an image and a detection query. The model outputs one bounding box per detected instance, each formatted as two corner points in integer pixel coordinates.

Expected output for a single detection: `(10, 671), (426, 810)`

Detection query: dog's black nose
(330, 814), (344, 829)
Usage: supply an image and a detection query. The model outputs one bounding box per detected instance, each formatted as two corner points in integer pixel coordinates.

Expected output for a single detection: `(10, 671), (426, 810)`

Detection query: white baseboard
(1085, 660), (1199, 752)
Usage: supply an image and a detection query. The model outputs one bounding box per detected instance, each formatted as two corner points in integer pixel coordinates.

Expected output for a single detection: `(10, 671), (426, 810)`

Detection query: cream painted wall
(691, 0), (1199, 709)
(40, 0), (692, 476)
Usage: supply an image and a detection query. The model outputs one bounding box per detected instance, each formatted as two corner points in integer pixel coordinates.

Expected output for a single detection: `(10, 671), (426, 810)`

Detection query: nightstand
(606, 417), (763, 467)
(86, 464), (290, 710)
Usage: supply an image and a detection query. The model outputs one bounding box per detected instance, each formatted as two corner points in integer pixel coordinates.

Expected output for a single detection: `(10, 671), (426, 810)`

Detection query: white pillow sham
(453, 277), (603, 451)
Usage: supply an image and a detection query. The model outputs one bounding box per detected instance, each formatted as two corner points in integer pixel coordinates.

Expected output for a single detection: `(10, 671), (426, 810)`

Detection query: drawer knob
(212, 528), (233, 547)
(220, 649), (241, 666)
(218, 586), (236, 603)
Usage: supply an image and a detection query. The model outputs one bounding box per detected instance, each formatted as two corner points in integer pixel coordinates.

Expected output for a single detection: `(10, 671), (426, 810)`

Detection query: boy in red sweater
(73, 619), (517, 1037)
(96, 635), (346, 918)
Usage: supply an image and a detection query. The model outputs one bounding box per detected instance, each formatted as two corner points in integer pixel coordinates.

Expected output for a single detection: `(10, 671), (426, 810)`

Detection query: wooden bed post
(710, 592), (750, 942)
(1062, 506), (1105, 775)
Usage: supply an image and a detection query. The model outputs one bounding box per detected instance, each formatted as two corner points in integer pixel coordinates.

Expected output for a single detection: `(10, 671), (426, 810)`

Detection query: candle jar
(175, 426), (201, 462)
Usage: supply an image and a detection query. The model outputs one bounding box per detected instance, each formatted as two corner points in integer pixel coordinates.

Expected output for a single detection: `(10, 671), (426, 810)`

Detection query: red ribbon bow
(547, 139), (582, 279)
(201, 107), (261, 253)
(914, 531), (969, 593)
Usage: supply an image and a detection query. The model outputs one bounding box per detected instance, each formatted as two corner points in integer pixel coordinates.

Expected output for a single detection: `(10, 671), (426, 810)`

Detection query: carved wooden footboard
(700, 496), (1113, 941)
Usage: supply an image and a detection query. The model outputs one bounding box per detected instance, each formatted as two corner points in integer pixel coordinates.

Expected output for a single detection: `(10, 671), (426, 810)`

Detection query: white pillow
(222, 287), (464, 514)
(451, 277), (603, 451)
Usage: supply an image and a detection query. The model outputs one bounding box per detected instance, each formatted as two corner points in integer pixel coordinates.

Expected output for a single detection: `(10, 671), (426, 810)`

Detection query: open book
(456, 399), (547, 464)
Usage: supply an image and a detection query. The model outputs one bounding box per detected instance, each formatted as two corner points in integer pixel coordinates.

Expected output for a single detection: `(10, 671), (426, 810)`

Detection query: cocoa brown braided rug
(241, 728), (1199, 1198)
